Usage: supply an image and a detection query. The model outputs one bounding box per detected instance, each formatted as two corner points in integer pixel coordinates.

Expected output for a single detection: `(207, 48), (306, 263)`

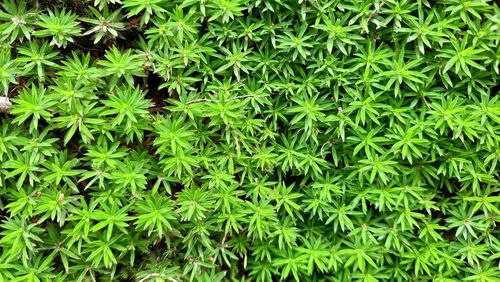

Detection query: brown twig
(367, 2), (385, 23)
(137, 273), (161, 282)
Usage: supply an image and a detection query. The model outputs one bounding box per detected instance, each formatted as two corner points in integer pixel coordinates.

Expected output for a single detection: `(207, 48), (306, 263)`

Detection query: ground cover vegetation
(0, 0), (499, 281)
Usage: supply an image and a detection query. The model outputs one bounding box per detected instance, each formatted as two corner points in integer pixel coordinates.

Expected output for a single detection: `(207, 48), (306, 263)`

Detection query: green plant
(15, 41), (60, 81)
(97, 46), (145, 89)
(10, 85), (55, 133)
(122, 0), (167, 26)
(0, 47), (18, 95)
(0, 0), (36, 43)
(92, 0), (123, 11)
(34, 9), (81, 48)
(82, 7), (127, 44)
(0, 1), (499, 281)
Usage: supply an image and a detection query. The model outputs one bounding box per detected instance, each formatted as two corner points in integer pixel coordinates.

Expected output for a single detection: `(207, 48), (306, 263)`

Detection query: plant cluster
(0, 0), (499, 281)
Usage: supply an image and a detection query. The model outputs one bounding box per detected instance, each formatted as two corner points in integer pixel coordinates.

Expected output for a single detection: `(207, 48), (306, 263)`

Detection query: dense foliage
(0, 0), (499, 281)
